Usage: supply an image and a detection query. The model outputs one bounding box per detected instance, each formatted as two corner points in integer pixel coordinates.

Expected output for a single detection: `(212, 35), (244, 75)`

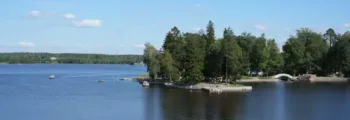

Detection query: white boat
(49, 75), (55, 79)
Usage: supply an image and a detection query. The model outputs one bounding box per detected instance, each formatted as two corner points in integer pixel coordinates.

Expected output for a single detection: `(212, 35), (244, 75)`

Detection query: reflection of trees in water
(144, 83), (350, 120)
(157, 89), (246, 120)
(283, 83), (350, 120)
(205, 93), (246, 120)
(144, 87), (162, 120)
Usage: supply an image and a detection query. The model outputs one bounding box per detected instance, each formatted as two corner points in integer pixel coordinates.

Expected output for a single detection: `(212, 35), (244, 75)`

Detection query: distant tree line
(0, 52), (143, 64)
(143, 20), (350, 84)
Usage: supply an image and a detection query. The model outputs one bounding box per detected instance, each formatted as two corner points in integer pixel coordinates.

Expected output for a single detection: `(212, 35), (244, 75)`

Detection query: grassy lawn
(241, 76), (253, 79)
(132, 73), (150, 81)
(258, 76), (273, 79)
(241, 76), (274, 80)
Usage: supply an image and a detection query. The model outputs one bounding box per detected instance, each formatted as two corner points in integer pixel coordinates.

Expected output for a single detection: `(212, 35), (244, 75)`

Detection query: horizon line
(0, 52), (143, 56)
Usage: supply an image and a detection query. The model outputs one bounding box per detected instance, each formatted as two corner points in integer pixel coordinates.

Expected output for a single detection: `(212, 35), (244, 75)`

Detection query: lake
(0, 64), (350, 120)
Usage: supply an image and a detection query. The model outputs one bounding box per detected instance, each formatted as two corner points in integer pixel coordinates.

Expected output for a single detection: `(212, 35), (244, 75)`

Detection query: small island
(140, 21), (350, 92)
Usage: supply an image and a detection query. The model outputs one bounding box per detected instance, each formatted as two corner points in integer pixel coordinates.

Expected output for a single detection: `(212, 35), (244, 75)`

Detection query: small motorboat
(49, 75), (55, 79)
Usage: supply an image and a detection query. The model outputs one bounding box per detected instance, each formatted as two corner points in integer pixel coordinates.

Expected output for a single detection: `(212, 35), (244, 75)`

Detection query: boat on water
(120, 78), (131, 80)
(49, 75), (55, 79)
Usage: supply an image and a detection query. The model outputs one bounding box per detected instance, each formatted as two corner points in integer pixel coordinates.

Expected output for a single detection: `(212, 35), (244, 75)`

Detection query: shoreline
(131, 77), (253, 92)
(135, 78), (349, 84)
(238, 77), (349, 83)
(131, 75), (349, 92)
(237, 79), (279, 83)
(164, 82), (253, 92)
(133, 77), (349, 87)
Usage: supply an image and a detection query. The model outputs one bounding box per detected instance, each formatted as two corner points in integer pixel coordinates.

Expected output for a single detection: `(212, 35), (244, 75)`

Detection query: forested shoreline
(0, 53), (143, 64)
(143, 21), (350, 84)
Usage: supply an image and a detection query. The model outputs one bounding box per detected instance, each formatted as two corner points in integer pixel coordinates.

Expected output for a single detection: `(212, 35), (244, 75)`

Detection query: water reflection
(144, 87), (161, 120)
(143, 83), (350, 120)
(162, 89), (247, 120)
(143, 86), (246, 120)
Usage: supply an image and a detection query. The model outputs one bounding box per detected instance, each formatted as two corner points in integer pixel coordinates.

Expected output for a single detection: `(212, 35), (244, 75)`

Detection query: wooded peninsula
(0, 53), (143, 64)
(143, 21), (350, 84)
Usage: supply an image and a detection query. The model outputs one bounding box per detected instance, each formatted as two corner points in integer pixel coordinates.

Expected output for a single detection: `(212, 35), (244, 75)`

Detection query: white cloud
(62, 13), (75, 19)
(345, 23), (350, 28)
(18, 42), (35, 47)
(28, 10), (58, 18)
(72, 19), (101, 28)
(195, 4), (201, 7)
(254, 24), (267, 30)
(27, 10), (101, 28)
(134, 44), (145, 49)
(29, 10), (41, 17)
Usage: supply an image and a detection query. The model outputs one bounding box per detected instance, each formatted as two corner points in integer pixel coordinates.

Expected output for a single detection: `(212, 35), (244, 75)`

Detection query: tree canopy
(143, 20), (350, 84)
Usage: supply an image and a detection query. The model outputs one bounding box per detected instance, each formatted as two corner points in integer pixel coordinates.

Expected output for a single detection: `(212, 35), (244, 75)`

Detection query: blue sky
(1, 0), (349, 54)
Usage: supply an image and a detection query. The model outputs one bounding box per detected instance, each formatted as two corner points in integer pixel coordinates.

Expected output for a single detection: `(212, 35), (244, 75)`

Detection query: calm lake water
(1, 64), (350, 120)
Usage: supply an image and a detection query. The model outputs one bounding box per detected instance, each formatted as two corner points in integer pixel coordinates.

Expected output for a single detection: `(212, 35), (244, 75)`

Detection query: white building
(50, 57), (57, 61)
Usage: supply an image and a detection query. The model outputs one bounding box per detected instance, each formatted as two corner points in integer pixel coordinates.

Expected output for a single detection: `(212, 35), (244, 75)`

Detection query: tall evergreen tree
(323, 28), (337, 48)
(206, 20), (215, 48)
(205, 40), (223, 79)
(323, 28), (340, 75)
(204, 20), (221, 79)
(333, 32), (350, 76)
(221, 27), (243, 82)
(183, 33), (205, 83)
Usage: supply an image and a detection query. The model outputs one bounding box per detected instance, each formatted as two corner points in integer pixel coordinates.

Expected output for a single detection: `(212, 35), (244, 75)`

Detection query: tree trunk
(267, 72), (269, 77)
(293, 71), (296, 77)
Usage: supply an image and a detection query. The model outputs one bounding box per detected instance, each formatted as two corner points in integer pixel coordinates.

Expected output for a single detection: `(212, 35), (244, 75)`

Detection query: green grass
(139, 73), (149, 77)
(241, 76), (253, 79)
(132, 73), (150, 81)
(241, 76), (273, 80)
(258, 76), (273, 79)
